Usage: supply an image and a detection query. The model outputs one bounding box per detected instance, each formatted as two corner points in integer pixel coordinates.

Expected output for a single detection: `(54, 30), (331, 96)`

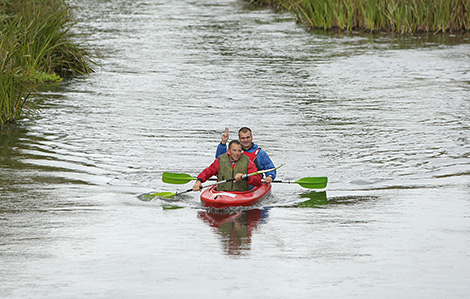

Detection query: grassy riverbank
(0, 0), (94, 128)
(249, 0), (470, 34)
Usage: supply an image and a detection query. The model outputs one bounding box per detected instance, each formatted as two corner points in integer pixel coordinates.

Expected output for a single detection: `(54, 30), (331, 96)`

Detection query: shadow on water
(0, 125), (38, 210)
(0, 123), (91, 190)
(305, 28), (470, 50)
(198, 208), (269, 256)
(0, 124), (27, 168)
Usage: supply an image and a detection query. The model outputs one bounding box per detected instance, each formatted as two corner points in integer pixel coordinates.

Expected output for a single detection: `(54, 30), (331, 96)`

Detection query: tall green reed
(0, 0), (95, 128)
(0, 18), (35, 126)
(252, 0), (469, 34)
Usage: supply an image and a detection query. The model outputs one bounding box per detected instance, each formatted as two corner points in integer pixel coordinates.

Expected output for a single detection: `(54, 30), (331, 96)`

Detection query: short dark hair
(238, 127), (252, 135)
(228, 140), (242, 149)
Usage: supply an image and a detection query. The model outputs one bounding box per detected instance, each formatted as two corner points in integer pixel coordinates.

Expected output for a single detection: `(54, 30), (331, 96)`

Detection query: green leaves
(270, 0), (470, 34)
(0, 0), (95, 128)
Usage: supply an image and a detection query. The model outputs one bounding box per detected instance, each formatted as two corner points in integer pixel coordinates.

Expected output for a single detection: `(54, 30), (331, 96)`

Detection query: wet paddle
(150, 165), (284, 199)
(169, 177), (328, 189)
(162, 164), (284, 184)
(147, 177), (237, 199)
(265, 177), (328, 189)
(162, 165), (327, 189)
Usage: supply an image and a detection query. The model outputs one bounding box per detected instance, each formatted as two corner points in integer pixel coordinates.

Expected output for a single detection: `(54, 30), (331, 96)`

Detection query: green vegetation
(0, 0), (95, 128)
(248, 0), (470, 34)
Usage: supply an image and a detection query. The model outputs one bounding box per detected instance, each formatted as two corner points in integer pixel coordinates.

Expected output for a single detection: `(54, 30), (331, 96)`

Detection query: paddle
(162, 165), (327, 189)
(150, 177), (242, 199)
(151, 165), (284, 199)
(162, 164), (285, 185)
(266, 177), (328, 189)
(165, 177), (328, 189)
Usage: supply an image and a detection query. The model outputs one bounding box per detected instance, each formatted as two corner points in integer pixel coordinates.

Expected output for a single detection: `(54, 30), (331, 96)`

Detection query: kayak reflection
(198, 208), (269, 256)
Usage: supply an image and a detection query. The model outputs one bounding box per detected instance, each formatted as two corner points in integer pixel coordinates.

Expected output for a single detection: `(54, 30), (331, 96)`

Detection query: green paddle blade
(294, 177), (328, 189)
(149, 191), (177, 199)
(162, 172), (197, 184)
(138, 191), (177, 201)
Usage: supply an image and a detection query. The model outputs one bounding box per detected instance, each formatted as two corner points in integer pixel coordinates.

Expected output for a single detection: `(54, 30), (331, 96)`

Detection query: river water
(1, 0), (469, 298)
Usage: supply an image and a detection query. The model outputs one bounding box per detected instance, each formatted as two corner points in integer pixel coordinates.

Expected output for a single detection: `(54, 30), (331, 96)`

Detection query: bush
(251, 0), (470, 34)
(0, 0), (95, 127)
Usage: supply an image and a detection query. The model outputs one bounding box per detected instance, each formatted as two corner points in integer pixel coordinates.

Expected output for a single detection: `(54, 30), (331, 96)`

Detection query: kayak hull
(201, 183), (271, 208)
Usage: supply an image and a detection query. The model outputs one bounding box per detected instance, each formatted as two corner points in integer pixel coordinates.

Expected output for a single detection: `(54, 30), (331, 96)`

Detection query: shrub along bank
(248, 0), (469, 34)
(0, 0), (95, 128)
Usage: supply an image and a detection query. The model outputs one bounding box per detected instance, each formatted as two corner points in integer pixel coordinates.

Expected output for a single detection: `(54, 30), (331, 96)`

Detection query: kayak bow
(200, 183), (272, 208)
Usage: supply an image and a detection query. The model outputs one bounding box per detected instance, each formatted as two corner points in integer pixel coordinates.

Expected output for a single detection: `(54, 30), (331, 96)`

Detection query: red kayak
(201, 183), (271, 208)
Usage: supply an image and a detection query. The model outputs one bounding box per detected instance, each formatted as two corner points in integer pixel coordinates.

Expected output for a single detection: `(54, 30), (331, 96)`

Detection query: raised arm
(221, 127), (229, 144)
(215, 127), (229, 158)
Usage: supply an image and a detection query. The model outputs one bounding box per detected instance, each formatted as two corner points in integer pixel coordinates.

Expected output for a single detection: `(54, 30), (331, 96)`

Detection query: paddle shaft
(208, 178), (296, 184)
(163, 164), (326, 189)
(180, 165), (284, 195)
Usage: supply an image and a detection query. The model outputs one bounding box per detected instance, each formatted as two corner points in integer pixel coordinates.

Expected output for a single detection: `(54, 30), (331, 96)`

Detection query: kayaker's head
(238, 127), (253, 150)
(228, 140), (243, 162)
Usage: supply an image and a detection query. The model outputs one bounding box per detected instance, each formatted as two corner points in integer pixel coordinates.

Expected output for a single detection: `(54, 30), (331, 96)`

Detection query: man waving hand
(215, 127), (276, 184)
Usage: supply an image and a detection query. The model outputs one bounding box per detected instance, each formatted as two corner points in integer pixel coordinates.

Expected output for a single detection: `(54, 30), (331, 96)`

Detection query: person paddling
(215, 127), (276, 184)
(193, 140), (261, 192)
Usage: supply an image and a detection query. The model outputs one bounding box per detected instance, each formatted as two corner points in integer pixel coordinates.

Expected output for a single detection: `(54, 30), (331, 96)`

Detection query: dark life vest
(217, 154), (249, 191)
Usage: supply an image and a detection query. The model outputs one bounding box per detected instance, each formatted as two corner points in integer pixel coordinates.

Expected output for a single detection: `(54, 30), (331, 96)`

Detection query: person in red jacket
(192, 140), (261, 192)
(216, 127), (276, 184)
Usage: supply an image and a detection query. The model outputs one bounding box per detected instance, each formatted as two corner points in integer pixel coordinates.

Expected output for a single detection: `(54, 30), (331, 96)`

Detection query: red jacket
(197, 156), (262, 186)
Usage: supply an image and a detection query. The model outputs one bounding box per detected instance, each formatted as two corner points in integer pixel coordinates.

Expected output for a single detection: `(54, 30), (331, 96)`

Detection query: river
(1, 0), (469, 298)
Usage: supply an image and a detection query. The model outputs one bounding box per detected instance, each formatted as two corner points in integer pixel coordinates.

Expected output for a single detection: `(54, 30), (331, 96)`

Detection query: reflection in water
(198, 208), (268, 256)
(296, 191), (328, 208)
(295, 191), (381, 208)
(0, 124), (27, 170)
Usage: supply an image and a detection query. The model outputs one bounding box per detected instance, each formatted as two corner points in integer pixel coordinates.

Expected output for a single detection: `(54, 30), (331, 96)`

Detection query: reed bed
(0, 0), (95, 128)
(249, 0), (470, 34)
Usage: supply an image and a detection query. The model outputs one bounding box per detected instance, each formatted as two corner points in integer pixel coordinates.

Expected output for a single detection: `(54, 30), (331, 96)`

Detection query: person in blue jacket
(215, 127), (276, 184)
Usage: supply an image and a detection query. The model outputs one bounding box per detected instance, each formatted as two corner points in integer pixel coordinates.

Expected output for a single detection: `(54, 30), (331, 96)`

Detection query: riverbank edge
(0, 0), (96, 129)
(247, 0), (469, 34)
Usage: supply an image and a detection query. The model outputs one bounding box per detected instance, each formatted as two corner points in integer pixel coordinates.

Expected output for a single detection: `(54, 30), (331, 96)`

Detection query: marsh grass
(249, 0), (470, 34)
(0, 26), (35, 125)
(0, 0), (95, 127)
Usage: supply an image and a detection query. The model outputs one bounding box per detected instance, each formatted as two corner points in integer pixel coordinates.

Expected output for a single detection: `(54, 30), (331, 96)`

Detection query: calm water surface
(1, 0), (469, 298)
